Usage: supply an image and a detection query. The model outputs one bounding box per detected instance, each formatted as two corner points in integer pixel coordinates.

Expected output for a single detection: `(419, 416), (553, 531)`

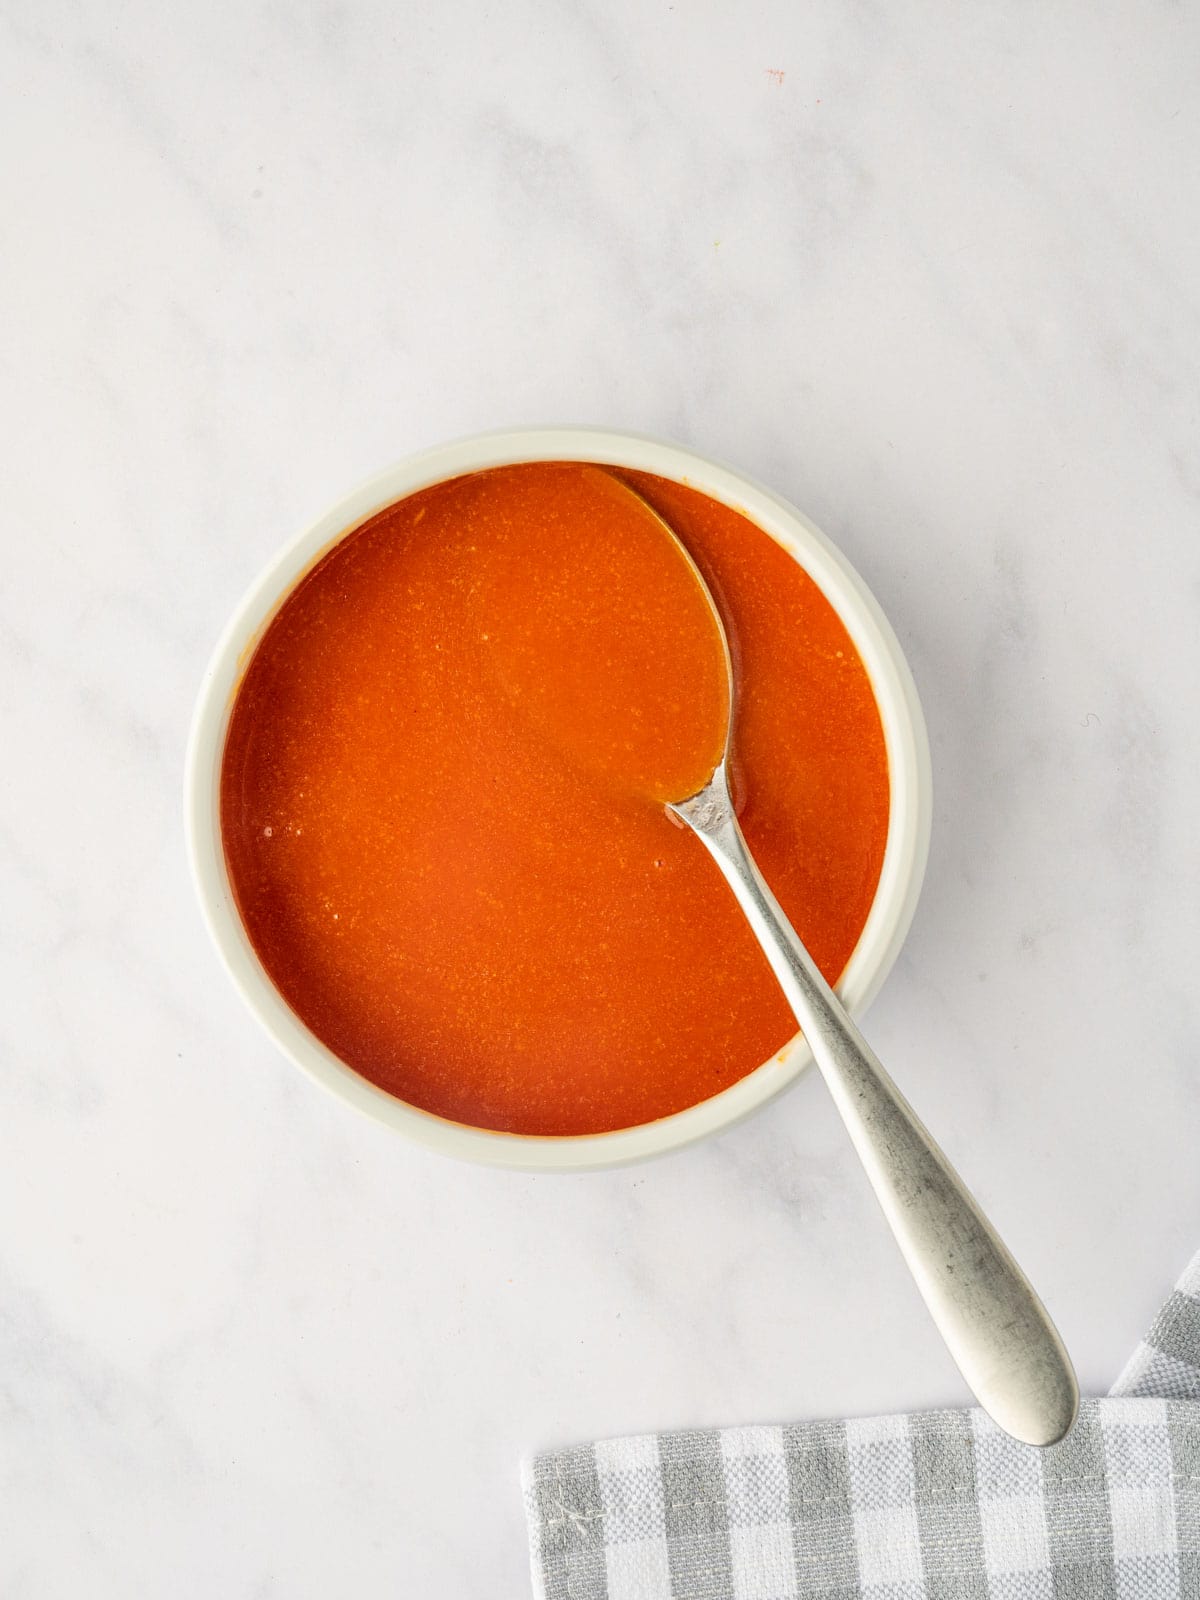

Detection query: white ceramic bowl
(186, 428), (931, 1170)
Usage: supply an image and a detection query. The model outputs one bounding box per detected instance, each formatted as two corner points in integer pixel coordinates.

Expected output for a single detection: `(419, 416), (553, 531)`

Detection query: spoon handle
(670, 766), (1078, 1447)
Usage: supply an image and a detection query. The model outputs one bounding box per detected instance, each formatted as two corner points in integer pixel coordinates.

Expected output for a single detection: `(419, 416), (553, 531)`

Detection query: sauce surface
(220, 463), (889, 1135)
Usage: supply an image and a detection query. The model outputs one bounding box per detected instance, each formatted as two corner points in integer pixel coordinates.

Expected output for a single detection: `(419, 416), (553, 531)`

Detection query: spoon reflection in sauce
(520, 468), (1078, 1448)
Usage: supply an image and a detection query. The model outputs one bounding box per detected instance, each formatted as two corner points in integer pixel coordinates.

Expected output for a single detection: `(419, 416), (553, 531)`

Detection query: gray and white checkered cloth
(523, 1249), (1200, 1598)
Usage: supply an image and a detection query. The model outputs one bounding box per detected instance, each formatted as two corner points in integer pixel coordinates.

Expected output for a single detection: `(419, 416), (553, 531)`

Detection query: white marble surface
(3, 0), (1200, 1592)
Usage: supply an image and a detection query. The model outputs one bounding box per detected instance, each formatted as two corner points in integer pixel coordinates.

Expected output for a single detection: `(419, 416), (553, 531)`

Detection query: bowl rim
(185, 426), (932, 1170)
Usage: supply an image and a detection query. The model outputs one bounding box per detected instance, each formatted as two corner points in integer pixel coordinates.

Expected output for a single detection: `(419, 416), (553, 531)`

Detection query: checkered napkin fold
(523, 1249), (1200, 1599)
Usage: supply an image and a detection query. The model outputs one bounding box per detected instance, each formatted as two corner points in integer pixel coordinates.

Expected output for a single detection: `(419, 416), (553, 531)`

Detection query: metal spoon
(618, 479), (1078, 1448)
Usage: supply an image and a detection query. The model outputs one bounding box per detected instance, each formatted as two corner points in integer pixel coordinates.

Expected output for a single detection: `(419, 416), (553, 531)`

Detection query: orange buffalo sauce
(220, 463), (889, 1135)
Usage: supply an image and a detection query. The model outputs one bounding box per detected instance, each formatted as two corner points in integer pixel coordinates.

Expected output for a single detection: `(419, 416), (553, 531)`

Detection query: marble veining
(2, 1), (1200, 1593)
